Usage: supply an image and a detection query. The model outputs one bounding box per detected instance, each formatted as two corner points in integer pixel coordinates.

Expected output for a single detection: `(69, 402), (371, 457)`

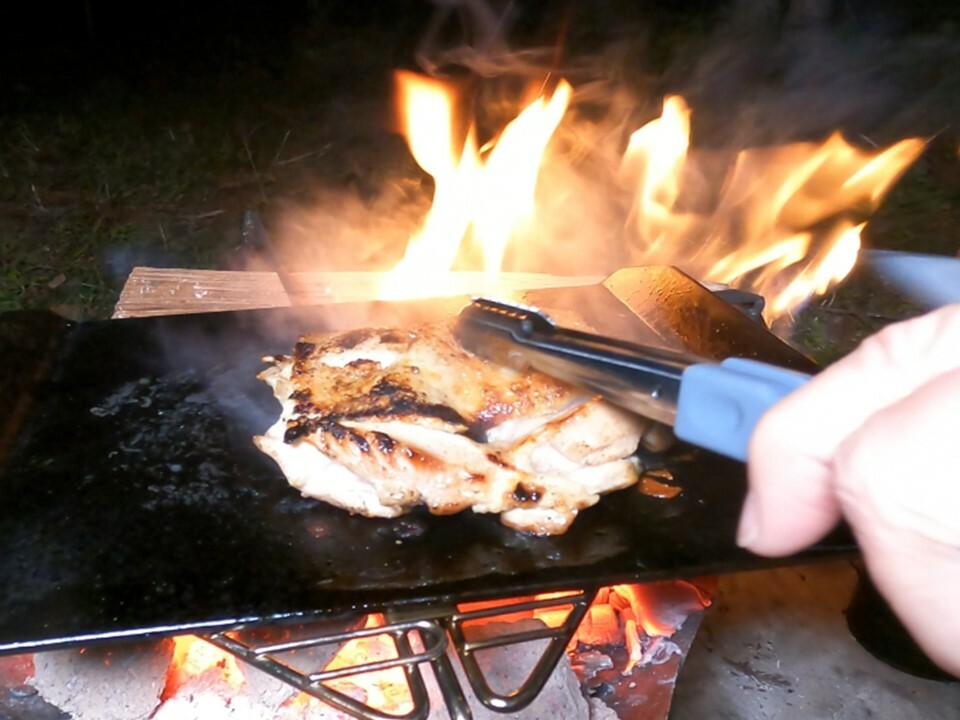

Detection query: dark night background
(2, 0), (960, 358)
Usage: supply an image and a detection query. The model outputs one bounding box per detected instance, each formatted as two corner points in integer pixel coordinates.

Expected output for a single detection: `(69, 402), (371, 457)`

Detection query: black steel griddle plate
(0, 267), (853, 654)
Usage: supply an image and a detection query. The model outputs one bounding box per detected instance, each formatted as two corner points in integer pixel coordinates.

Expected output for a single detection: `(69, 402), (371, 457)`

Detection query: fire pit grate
(1, 580), (714, 719)
(444, 590), (594, 713)
(206, 618), (448, 720)
(203, 588), (596, 720)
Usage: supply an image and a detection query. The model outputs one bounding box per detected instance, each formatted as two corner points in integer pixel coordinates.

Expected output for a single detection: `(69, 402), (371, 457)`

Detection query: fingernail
(736, 492), (761, 549)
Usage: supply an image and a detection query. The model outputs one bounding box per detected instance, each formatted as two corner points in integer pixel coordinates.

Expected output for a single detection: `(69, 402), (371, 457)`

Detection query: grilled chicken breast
(254, 323), (647, 534)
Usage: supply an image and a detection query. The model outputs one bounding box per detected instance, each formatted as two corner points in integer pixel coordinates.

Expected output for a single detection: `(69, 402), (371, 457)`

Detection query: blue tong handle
(675, 359), (811, 462)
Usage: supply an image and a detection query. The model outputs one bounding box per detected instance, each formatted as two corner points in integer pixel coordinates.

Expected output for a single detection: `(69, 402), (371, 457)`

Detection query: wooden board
(114, 267), (604, 318)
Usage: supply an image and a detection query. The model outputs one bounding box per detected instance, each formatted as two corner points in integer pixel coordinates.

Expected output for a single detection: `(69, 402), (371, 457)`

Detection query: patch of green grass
(865, 154), (960, 256)
(0, 12), (425, 320)
(0, 215), (130, 318)
(785, 273), (924, 364)
(0, 71), (324, 317)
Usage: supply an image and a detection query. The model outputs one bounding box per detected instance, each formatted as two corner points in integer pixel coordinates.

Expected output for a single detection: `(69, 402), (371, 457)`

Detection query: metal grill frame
(204, 586), (597, 720)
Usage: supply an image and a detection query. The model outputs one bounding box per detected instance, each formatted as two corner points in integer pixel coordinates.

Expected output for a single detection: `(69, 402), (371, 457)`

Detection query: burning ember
(379, 71), (923, 318)
(293, 614), (414, 717)
(164, 635), (246, 698)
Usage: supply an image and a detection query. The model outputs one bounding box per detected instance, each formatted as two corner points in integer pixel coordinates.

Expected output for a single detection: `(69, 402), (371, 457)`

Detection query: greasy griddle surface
(0, 269), (851, 653)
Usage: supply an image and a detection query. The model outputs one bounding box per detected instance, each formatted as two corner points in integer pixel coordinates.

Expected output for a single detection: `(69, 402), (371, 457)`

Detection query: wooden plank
(113, 267), (604, 319)
(113, 269), (290, 318)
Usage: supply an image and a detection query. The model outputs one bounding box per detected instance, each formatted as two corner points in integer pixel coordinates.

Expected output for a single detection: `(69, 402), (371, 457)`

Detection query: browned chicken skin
(254, 323), (647, 534)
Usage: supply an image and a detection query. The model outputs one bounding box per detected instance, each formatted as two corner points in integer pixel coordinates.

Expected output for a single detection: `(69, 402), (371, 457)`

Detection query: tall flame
(621, 95), (693, 257)
(620, 102), (925, 317)
(380, 72), (572, 299)
(379, 72), (923, 319)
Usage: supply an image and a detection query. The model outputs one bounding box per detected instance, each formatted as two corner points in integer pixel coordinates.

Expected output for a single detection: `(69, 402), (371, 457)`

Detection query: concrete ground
(670, 560), (960, 719)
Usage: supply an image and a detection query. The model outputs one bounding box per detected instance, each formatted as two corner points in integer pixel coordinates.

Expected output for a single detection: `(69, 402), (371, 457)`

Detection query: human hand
(740, 303), (960, 676)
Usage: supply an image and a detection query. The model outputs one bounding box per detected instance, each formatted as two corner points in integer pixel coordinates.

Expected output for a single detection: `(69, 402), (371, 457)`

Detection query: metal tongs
(455, 298), (812, 462)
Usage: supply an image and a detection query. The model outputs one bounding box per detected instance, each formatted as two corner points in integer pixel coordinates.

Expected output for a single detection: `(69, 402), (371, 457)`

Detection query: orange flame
(621, 95), (692, 250)
(380, 73), (922, 318)
(162, 636), (245, 699)
(621, 103), (924, 317)
(304, 584), (702, 713)
(320, 613), (414, 716)
(380, 72), (571, 300)
(610, 582), (707, 638)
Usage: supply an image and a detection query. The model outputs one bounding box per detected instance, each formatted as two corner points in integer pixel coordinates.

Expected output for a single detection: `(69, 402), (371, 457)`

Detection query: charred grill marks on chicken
(254, 322), (649, 535)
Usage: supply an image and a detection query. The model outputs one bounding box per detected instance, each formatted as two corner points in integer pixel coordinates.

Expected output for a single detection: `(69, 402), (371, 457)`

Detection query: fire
(456, 590), (582, 634)
(43, 583), (708, 717)
(380, 72), (923, 319)
(318, 613), (414, 716)
(622, 108), (924, 317)
(379, 71), (572, 299)
(162, 635), (245, 699)
(621, 95), (693, 247)
(283, 582), (709, 716)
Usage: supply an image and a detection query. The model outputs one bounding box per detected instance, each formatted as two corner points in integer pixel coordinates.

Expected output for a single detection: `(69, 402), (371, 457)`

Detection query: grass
(785, 149), (960, 362)
(0, 96), (248, 318)
(0, 8), (420, 318)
